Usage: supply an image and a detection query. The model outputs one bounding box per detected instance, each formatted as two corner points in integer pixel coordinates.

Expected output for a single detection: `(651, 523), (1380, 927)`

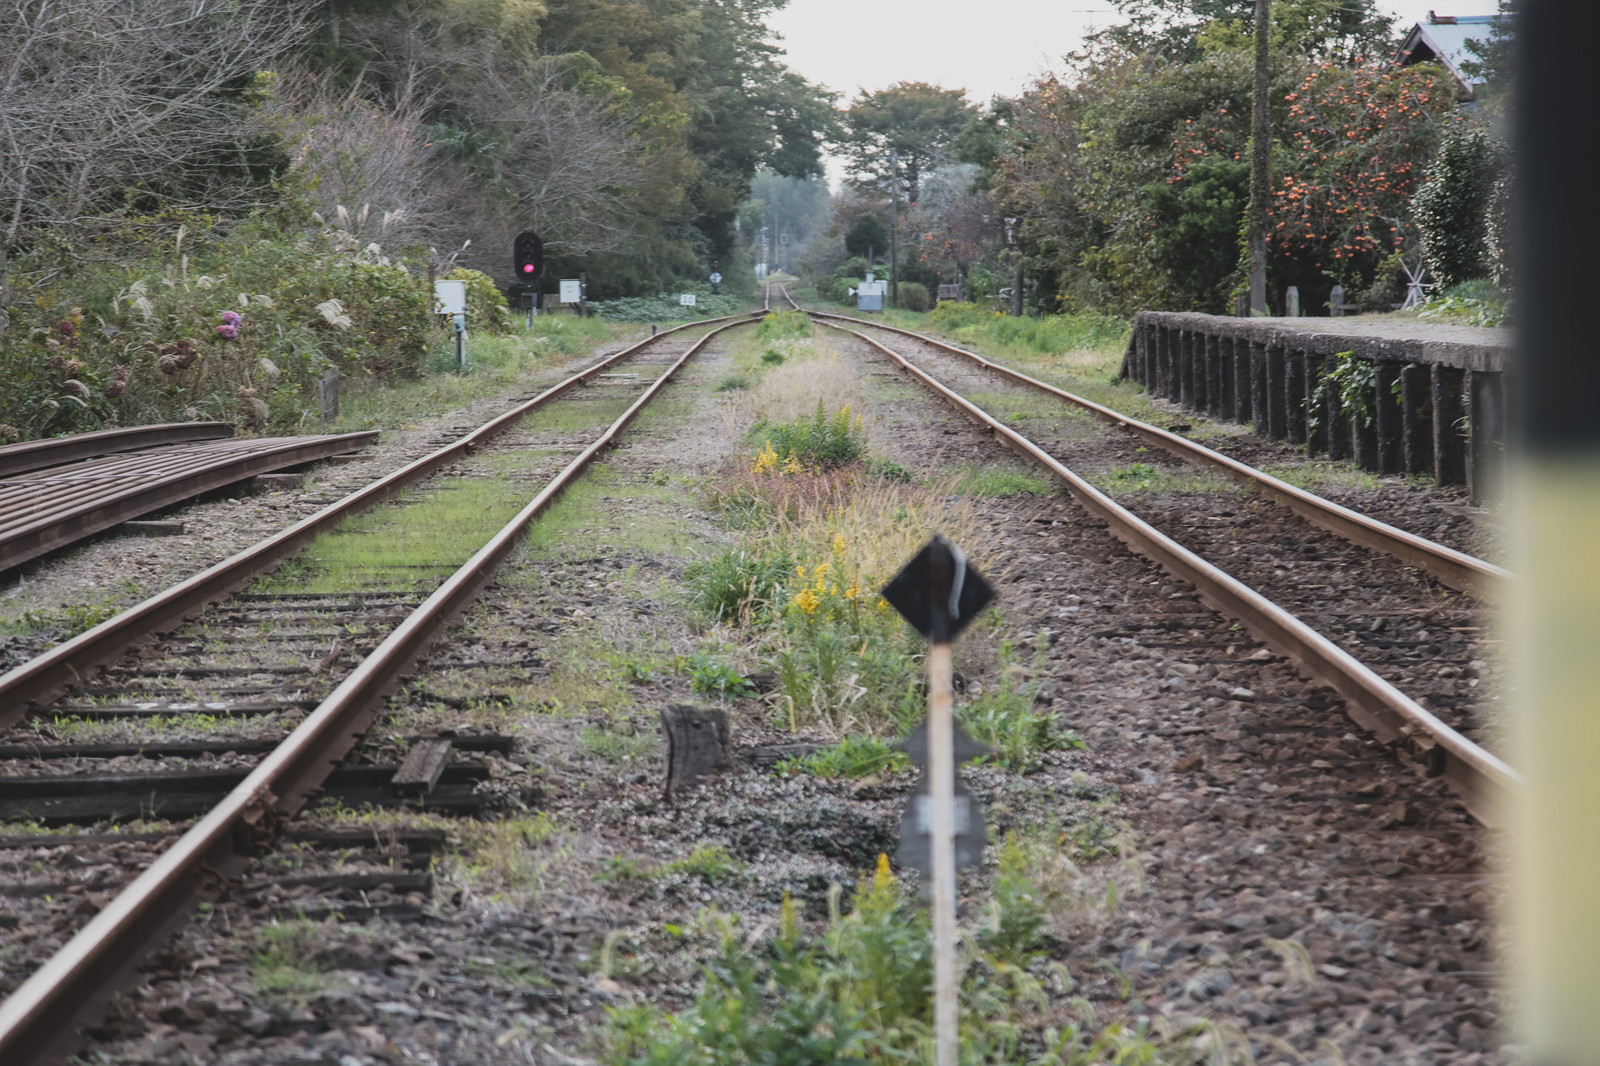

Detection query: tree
(0, 0), (313, 310)
(845, 213), (889, 261)
(1085, 0), (1393, 64)
(1412, 123), (1508, 290)
(838, 83), (976, 206)
(1268, 60), (1456, 292)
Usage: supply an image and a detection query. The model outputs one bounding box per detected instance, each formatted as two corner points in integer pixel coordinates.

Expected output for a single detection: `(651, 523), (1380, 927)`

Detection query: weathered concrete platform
(1120, 312), (1510, 501)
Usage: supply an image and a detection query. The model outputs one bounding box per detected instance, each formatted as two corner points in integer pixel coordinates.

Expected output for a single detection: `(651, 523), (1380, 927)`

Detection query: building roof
(1398, 12), (1509, 98)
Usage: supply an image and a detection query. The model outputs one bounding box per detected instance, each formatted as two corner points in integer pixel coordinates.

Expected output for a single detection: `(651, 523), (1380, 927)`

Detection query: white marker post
(881, 536), (994, 1066)
(926, 638), (959, 1066)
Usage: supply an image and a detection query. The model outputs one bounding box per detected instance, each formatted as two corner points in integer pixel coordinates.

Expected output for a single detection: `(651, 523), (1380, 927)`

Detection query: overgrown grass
(255, 474), (531, 594)
(750, 400), (867, 472)
(775, 734), (909, 778)
(332, 316), (629, 433)
(600, 857), (1240, 1066)
(956, 640), (1085, 773)
(438, 813), (564, 904)
(950, 463), (1055, 498)
(1089, 461), (1238, 495)
(250, 919), (340, 1001)
(926, 302), (1129, 361)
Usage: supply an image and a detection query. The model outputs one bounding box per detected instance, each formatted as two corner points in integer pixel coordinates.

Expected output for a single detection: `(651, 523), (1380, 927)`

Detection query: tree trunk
(1247, 0), (1271, 316)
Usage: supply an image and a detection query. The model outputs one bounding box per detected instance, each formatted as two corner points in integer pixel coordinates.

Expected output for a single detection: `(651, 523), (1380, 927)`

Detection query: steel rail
(0, 313), (752, 725)
(0, 433), (379, 573)
(788, 291), (1508, 599)
(824, 321), (1520, 826)
(0, 313), (759, 1065)
(0, 423), (234, 478)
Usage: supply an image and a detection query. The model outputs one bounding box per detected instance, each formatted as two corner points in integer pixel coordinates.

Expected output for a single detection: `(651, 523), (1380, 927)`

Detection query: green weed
(683, 652), (757, 699)
(751, 399), (867, 472)
(251, 918), (337, 1000)
(599, 857), (1228, 1065)
(952, 464), (1054, 498)
(581, 724), (657, 765)
(956, 640), (1084, 773)
(775, 734), (910, 778)
(685, 546), (793, 623)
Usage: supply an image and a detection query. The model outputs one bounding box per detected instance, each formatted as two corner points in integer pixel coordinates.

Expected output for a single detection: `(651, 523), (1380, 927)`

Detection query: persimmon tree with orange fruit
(1264, 59), (1457, 302)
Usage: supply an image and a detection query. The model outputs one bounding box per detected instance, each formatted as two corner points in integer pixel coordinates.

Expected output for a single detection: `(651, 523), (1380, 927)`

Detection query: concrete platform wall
(1121, 312), (1508, 502)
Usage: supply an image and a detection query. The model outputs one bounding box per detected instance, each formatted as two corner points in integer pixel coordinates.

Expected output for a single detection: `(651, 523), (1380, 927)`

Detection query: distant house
(1398, 11), (1509, 101)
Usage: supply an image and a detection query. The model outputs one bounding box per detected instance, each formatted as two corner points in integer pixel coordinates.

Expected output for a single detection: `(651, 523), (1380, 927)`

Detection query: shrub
(756, 311), (811, 340)
(895, 282), (931, 313)
(752, 400), (867, 472)
(1413, 124), (1508, 290)
(0, 211), (436, 436)
(686, 546), (794, 623)
(587, 289), (743, 322)
(683, 652), (757, 699)
(444, 267), (513, 334)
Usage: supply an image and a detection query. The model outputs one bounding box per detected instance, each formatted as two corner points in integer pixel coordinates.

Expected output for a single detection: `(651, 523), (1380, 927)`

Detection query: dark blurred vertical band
(1512, 2), (1600, 1061)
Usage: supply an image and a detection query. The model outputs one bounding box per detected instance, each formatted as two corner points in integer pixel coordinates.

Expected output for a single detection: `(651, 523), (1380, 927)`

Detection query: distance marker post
(881, 535), (994, 1066)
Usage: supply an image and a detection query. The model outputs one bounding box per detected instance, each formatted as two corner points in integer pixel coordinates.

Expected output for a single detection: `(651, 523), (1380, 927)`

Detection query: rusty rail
(0, 314), (749, 724)
(0, 312), (759, 1064)
(789, 291), (1508, 599)
(0, 423), (236, 478)
(0, 432), (379, 574)
(822, 320), (1520, 826)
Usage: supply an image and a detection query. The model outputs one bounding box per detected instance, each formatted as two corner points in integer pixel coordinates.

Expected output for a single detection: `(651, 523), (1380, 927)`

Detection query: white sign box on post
(432, 279), (467, 315)
(559, 279), (582, 304)
(679, 294), (697, 306)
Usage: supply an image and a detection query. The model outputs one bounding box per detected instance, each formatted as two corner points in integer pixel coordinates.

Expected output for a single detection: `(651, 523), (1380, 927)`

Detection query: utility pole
(889, 152), (900, 309)
(1247, 0), (1271, 315)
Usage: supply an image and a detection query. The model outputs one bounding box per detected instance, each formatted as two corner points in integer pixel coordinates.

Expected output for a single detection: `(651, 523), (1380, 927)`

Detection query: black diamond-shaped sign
(880, 535), (994, 643)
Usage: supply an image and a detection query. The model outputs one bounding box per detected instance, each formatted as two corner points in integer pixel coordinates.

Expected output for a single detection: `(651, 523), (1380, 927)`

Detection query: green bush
(955, 641), (1085, 773)
(753, 401), (867, 472)
(0, 211), (436, 437)
(444, 267), (513, 334)
(756, 310), (811, 339)
(587, 289), (743, 322)
(895, 282), (931, 313)
(599, 860), (1228, 1065)
(686, 547), (794, 623)
(1413, 124), (1508, 291)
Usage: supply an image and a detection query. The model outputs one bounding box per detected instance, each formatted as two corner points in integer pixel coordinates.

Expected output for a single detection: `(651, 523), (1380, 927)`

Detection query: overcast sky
(768, 1), (1503, 108)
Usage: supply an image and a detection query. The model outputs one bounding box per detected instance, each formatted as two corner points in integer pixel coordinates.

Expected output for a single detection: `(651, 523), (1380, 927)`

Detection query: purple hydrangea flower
(216, 323), (239, 340)
(221, 311), (242, 326)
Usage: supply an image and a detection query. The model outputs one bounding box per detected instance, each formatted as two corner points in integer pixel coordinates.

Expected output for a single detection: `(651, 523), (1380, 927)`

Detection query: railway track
(0, 429), (381, 574)
(0, 311), (763, 1064)
(774, 287), (1515, 825)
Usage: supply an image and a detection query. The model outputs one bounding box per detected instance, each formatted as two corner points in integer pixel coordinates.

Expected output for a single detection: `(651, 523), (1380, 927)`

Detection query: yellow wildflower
(832, 533), (846, 554)
(845, 583), (860, 600)
(751, 440), (778, 474)
(781, 453), (804, 475)
(795, 587), (820, 615)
